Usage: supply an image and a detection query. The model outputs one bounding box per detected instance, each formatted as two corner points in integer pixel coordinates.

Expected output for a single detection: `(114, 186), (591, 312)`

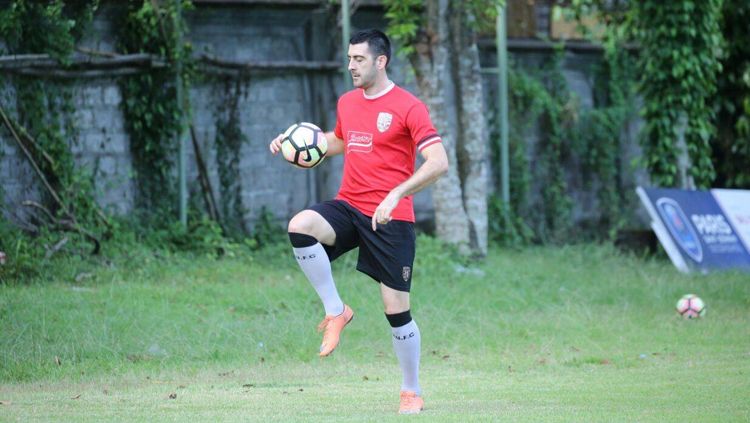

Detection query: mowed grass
(1, 238), (749, 421)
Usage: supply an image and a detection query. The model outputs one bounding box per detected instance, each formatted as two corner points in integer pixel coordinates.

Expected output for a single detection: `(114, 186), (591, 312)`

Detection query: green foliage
(0, 0), (250, 268)
(464, 0), (504, 34)
(116, 1), (243, 254)
(0, 222), (46, 283)
(413, 233), (474, 272)
(249, 206), (286, 250)
(384, 0), (504, 55)
(0, 211), (255, 285)
(382, 0), (422, 56)
(487, 196), (533, 247)
(489, 44), (633, 245)
(534, 50), (575, 242)
(576, 38), (635, 234)
(632, 0), (723, 188)
(213, 78), (248, 234)
(487, 64), (538, 247)
(0, 1), (106, 283)
(0, 219), (97, 284)
(567, 0), (748, 189)
(488, 49), (635, 245)
(385, 0), (632, 245)
(0, 0), (98, 62)
(162, 215), (235, 257)
(117, 1), (193, 217)
(714, 0), (750, 188)
(0, 1), (102, 225)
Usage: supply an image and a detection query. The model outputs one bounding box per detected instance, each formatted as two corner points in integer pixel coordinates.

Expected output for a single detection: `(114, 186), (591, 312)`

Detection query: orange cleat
(398, 391), (424, 415)
(317, 304), (354, 357)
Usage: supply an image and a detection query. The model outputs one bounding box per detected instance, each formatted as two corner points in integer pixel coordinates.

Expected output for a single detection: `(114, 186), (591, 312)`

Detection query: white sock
(391, 319), (421, 395)
(292, 243), (344, 316)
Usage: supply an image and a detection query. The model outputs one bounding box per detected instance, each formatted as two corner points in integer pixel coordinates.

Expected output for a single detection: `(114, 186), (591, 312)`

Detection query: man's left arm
(371, 143), (449, 230)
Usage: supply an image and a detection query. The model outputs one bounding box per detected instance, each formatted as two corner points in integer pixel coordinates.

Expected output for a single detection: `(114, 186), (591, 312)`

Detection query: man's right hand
(269, 133), (284, 155)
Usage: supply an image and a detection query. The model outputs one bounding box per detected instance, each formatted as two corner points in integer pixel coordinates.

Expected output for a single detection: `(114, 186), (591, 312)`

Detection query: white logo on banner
(712, 189), (750, 254)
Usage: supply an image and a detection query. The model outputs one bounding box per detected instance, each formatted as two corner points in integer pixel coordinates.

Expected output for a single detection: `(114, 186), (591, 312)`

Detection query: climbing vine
(488, 66), (536, 246)
(0, 0), (102, 280)
(576, 31), (636, 235)
(490, 0), (739, 244)
(213, 77), (248, 236)
(0, 0), (101, 224)
(714, 0), (750, 188)
(384, 0), (633, 244)
(488, 43), (636, 245)
(117, 0), (194, 222)
(632, 0), (723, 188)
(535, 49), (575, 242)
(564, 0), (746, 190)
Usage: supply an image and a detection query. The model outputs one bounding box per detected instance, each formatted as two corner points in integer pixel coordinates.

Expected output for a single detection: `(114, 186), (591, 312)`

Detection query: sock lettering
(393, 332), (415, 341)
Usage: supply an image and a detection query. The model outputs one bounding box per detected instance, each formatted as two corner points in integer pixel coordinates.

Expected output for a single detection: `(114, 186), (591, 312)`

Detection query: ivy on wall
(578, 36), (636, 234)
(565, 0), (748, 191)
(213, 77), (248, 236)
(489, 45), (636, 245)
(490, 0), (750, 245)
(535, 50), (575, 242)
(0, 0), (104, 279)
(117, 0), (254, 249)
(0, 0), (101, 224)
(117, 0), (194, 222)
(632, 0), (723, 189)
(384, 0), (634, 245)
(714, 0), (750, 188)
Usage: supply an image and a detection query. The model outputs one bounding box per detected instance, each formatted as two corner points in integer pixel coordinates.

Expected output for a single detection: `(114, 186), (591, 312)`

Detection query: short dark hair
(349, 29), (391, 67)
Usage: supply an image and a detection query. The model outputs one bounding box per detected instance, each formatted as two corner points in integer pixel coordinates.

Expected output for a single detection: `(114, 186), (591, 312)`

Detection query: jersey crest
(377, 112), (393, 133)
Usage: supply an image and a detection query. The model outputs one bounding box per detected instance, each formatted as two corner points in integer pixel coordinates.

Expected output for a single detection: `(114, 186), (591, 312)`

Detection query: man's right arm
(268, 130), (344, 157)
(323, 131), (344, 156)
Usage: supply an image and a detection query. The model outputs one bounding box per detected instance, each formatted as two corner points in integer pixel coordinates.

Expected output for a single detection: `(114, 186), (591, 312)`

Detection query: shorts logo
(347, 131), (373, 153)
(377, 112), (393, 133)
(402, 266), (411, 282)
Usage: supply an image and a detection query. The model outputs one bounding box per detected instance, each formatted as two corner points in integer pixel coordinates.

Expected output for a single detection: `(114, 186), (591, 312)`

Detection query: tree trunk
(450, 4), (489, 256)
(409, 0), (471, 252)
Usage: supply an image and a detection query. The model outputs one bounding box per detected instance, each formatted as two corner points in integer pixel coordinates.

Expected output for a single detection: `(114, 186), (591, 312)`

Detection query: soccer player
(269, 29), (448, 415)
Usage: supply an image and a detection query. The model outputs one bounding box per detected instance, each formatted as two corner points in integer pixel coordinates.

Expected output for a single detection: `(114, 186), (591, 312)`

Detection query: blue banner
(637, 187), (750, 273)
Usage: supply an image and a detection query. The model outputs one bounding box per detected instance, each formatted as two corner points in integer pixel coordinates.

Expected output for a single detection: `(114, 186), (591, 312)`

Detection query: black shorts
(308, 200), (416, 292)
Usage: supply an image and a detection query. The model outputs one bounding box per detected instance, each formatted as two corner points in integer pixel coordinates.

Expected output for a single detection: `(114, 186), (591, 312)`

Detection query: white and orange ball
(280, 122), (327, 169)
(676, 294), (706, 319)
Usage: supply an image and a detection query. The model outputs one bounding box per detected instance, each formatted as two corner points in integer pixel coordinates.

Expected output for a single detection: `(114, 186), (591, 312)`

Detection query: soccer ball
(675, 294), (706, 319)
(280, 122), (327, 169)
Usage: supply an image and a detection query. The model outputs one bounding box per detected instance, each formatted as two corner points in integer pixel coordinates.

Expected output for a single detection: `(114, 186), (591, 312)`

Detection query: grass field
(1, 238), (749, 421)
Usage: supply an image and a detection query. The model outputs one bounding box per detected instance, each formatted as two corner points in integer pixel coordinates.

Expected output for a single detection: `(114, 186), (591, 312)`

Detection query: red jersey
(333, 83), (442, 222)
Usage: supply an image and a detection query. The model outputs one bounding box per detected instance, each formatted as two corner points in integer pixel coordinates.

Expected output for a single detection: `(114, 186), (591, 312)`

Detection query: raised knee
(287, 213), (312, 235)
(287, 209), (336, 246)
